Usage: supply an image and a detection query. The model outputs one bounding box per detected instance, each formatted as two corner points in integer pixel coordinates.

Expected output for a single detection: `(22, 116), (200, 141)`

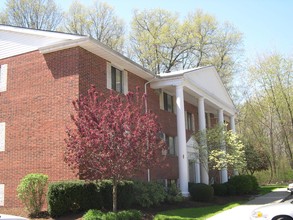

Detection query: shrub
(133, 181), (166, 207)
(17, 173), (48, 217)
(224, 182), (236, 195)
(83, 209), (103, 220)
(212, 183), (228, 196)
(165, 183), (183, 203)
(47, 181), (101, 217)
(247, 175), (260, 193)
(97, 180), (134, 210)
(189, 183), (214, 202)
(83, 209), (142, 220)
(228, 175), (253, 195)
(47, 180), (135, 217)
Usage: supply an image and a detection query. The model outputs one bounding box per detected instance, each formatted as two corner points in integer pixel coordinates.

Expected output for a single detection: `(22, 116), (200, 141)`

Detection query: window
(0, 184), (4, 206)
(186, 112), (192, 130)
(0, 122), (5, 152)
(0, 64), (7, 92)
(186, 112), (195, 131)
(166, 179), (177, 188)
(163, 92), (174, 113)
(111, 66), (123, 93)
(106, 63), (128, 94)
(165, 135), (175, 155)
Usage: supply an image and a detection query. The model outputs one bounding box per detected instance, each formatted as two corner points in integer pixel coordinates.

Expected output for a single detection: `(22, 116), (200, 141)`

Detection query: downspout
(144, 75), (158, 182)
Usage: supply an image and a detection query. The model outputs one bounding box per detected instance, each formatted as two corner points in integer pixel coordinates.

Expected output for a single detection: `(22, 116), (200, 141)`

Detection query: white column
(230, 115), (239, 175)
(230, 115), (236, 132)
(198, 97), (209, 184)
(218, 109), (228, 183)
(176, 85), (189, 196)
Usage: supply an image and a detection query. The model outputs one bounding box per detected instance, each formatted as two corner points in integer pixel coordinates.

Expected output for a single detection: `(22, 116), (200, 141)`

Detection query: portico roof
(151, 67), (236, 116)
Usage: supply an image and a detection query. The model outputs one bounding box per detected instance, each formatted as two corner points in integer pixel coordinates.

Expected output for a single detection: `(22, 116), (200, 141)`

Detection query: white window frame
(185, 111), (195, 131)
(164, 134), (178, 156)
(0, 122), (5, 152)
(0, 64), (8, 92)
(0, 184), (4, 206)
(159, 90), (176, 114)
(106, 62), (128, 95)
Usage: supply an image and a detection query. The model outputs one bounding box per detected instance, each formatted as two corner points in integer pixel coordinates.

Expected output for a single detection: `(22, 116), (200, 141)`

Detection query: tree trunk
(112, 178), (118, 212)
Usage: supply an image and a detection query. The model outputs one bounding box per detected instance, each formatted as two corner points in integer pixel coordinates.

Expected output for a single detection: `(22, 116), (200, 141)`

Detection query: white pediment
(184, 66), (234, 111)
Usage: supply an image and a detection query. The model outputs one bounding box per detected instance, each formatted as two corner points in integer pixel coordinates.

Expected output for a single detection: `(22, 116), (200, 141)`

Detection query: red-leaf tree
(64, 85), (167, 212)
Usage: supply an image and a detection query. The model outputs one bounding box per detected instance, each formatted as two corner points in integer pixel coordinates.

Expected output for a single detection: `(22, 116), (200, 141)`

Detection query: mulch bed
(0, 195), (251, 220)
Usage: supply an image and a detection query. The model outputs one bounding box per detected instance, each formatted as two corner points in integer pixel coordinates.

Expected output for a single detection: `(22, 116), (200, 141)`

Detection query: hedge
(83, 209), (142, 220)
(47, 180), (134, 217)
(189, 183), (214, 202)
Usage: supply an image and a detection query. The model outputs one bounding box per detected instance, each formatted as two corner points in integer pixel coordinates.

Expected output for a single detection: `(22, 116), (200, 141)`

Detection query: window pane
(167, 95), (173, 112)
(115, 69), (123, 93)
(187, 112), (192, 130)
(167, 136), (175, 155)
(163, 92), (173, 113)
(111, 66), (123, 93)
(164, 93), (168, 111)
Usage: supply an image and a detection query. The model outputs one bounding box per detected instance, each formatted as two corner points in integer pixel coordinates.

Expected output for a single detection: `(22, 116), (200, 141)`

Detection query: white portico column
(176, 85), (189, 196)
(218, 109), (228, 183)
(198, 97), (209, 184)
(230, 115), (239, 175)
(230, 115), (236, 133)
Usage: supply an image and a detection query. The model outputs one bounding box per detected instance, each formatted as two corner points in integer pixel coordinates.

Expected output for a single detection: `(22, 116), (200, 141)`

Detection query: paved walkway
(207, 188), (290, 220)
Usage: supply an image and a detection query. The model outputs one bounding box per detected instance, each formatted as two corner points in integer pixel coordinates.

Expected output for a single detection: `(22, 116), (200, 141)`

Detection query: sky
(55, 0), (293, 60)
(1, 0), (293, 60)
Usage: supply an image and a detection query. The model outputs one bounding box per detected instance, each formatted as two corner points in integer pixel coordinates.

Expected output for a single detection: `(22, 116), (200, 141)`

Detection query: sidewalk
(207, 188), (290, 220)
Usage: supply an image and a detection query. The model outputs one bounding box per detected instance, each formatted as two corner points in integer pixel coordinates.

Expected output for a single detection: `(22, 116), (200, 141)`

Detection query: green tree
(0, 0), (63, 30)
(244, 143), (269, 175)
(63, 0), (125, 52)
(194, 124), (246, 173)
(237, 52), (293, 182)
(129, 9), (243, 88)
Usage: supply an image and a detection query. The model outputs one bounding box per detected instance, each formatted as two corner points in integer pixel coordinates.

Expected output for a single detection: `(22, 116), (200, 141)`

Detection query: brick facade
(0, 47), (194, 207)
(0, 49), (81, 207)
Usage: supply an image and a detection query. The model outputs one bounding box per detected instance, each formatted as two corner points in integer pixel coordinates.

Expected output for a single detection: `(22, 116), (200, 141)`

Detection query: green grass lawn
(154, 202), (243, 220)
(154, 185), (286, 220)
(258, 184), (287, 195)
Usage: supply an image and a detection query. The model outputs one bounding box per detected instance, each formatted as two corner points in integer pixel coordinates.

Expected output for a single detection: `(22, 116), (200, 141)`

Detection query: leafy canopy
(194, 124), (246, 171)
(64, 86), (167, 181)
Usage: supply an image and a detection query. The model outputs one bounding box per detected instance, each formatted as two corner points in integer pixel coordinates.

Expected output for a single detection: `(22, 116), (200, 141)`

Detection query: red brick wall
(0, 48), (80, 207)
(0, 46), (220, 207)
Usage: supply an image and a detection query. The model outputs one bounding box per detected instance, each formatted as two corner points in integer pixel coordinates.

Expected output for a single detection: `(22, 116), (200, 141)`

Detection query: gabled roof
(0, 25), (85, 59)
(0, 25), (236, 114)
(152, 66), (236, 115)
(0, 25), (154, 80)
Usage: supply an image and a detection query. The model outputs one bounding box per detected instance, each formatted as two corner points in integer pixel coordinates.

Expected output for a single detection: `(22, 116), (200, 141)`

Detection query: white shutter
(106, 62), (111, 89)
(0, 64), (8, 92)
(0, 184), (4, 206)
(0, 122), (5, 152)
(123, 70), (128, 95)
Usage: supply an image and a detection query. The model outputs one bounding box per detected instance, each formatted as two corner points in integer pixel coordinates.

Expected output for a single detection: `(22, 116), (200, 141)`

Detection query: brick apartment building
(0, 25), (237, 207)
